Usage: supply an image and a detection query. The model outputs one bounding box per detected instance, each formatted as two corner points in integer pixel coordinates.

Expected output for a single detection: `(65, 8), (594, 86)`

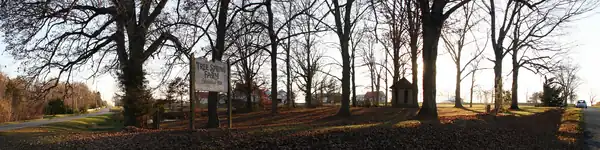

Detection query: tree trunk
(122, 60), (145, 127)
(469, 70), (476, 108)
(246, 79), (253, 112)
(337, 38), (351, 116)
(408, 1), (419, 108)
(286, 56), (292, 108)
(352, 49), (357, 107)
(207, 91), (220, 128)
(266, 1), (278, 115)
(369, 68), (375, 107)
(334, 0), (353, 117)
(207, 0), (230, 128)
(286, 4), (293, 109)
(306, 47), (313, 108)
(385, 56), (388, 107)
(286, 45), (292, 109)
(510, 55), (519, 110)
(454, 62), (463, 108)
(376, 75), (381, 106)
(416, 14), (442, 119)
(493, 56), (504, 113)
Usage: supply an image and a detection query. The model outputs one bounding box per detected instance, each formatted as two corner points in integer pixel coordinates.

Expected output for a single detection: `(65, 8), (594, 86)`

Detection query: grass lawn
(0, 108), (107, 126)
(0, 114), (123, 149)
(0, 114), (78, 126)
(0, 104), (585, 149)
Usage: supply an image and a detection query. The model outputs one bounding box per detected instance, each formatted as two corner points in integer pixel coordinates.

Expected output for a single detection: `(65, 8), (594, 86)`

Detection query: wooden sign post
(227, 60), (232, 128)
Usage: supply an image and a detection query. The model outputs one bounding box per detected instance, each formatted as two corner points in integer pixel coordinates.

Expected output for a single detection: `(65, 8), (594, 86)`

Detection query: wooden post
(227, 60), (232, 128)
(189, 53), (196, 130)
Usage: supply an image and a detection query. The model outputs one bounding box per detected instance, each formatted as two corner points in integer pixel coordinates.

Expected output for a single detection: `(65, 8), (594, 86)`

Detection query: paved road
(585, 108), (600, 149)
(0, 108), (113, 131)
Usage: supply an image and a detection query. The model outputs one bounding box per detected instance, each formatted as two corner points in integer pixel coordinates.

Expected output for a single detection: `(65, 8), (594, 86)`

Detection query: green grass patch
(43, 114), (77, 119)
(1, 114), (123, 136)
(0, 113), (123, 146)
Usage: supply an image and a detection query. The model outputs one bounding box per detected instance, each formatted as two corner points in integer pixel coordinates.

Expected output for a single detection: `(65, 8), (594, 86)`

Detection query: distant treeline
(0, 72), (106, 123)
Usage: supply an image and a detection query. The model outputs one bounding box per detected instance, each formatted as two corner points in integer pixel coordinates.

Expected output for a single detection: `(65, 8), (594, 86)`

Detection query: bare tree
(244, 0), (317, 115)
(349, 22), (371, 108)
(506, 0), (597, 110)
(554, 62), (581, 106)
(369, 0), (413, 107)
(319, 0), (371, 116)
(291, 35), (323, 108)
(0, 0), (204, 127)
(291, 0), (324, 108)
(590, 91), (597, 106)
(416, 0), (474, 119)
(484, 0), (597, 111)
(406, 0), (421, 108)
(230, 15), (269, 112)
(359, 33), (385, 106)
(468, 56), (485, 108)
(485, 0), (537, 113)
(441, 2), (484, 108)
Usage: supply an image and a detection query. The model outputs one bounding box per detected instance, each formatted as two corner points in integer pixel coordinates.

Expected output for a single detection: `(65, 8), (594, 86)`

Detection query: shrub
(45, 98), (72, 115)
(541, 81), (563, 107)
(0, 100), (11, 123)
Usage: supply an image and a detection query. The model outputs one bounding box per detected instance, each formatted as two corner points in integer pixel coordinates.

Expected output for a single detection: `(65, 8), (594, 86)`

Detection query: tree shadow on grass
(21, 108), (585, 149)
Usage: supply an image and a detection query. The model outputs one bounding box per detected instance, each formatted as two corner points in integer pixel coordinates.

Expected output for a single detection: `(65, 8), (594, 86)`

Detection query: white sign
(195, 58), (228, 92)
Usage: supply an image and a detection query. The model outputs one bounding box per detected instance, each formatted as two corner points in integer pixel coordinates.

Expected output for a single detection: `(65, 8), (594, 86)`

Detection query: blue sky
(1, 7), (599, 106)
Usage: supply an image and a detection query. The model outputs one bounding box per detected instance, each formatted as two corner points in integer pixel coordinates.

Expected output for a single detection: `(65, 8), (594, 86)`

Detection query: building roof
(365, 91), (385, 98)
(390, 77), (413, 89)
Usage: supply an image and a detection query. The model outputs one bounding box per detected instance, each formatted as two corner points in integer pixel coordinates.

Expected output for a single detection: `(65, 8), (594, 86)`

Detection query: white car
(576, 100), (587, 109)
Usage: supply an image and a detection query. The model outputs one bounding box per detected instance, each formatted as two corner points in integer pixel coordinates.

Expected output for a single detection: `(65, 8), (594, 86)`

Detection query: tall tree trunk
(407, 1), (419, 108)
(493, 56), (503, 113)
(469, 70), (476, 108)
(391, 7), (400, 108)
(352, 50), (357, 107)
(338, 37), (351, 116)
(286, 54), (292, 108)
(416, 13), (442, 119)
(207, 0), (230, 128)
(121, 59), (145, 127)
(376, 75), (381, 106)
(246, 77), (253, 112)
(333, 0), (353, 117)
(410, 43), (419, 108)
(286, 4), (293, 109)
(266, 1), (278, 115)
(385, 56), (388, 107)
(286, 41), (292, 109)
(454, 60), (463, 108)
(510, 53), (519, 110)
(369, 67), (375, 107)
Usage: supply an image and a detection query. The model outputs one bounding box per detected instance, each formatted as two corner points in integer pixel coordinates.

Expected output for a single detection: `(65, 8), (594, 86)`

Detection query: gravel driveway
(585, 107), (600, 149)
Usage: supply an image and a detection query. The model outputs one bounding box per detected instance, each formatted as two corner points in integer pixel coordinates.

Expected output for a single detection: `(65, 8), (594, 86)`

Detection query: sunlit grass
(394, 120), (422, 127)
(318, 123), (381, 131)
(0, 114), (122, 136)
(557, 108), (583, 143)
(109, 106), (123, 112)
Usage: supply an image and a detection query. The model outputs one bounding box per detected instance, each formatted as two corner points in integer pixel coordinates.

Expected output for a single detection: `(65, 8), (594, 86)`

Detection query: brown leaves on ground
(0, 107), (583, 150)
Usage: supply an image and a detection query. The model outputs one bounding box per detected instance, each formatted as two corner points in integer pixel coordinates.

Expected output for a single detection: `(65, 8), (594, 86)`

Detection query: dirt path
(0, 108), (112, 131)
(584, 108), (600, 149)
